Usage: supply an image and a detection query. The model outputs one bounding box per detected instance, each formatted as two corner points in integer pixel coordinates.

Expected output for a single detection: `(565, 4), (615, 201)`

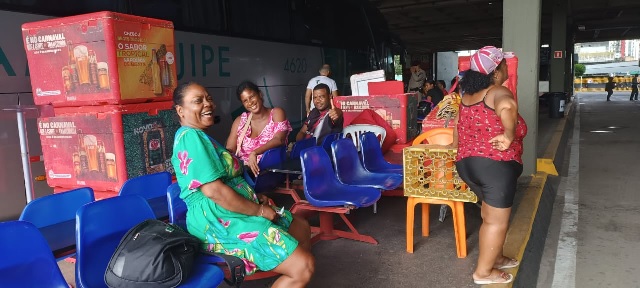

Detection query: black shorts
(455, 157), (523, 208)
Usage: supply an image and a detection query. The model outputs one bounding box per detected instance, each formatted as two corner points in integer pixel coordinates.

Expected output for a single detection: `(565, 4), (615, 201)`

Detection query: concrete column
(503, 0), (541, 175)
(550, 0), (569, 93)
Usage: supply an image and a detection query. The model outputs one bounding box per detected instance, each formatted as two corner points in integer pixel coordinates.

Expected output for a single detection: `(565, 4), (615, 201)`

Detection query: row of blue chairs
(11, 171), (226, 287)
(2, 194), (225, 287)
(6, 131), (403, 286)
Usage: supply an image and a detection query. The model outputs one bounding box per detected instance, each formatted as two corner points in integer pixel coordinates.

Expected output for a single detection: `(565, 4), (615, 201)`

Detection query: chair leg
(294, 203), (377, 245)
(452, 201), (467, 258)
(276, 174), (302, 203)
(406, 197), (415, 253)
(373, 201), (377, 214)
(421, 203), (430, 237)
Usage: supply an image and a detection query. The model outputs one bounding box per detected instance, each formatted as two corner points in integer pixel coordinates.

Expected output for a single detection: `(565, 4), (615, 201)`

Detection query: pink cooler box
(38, 101), (179, 192)
(22, 11), (177, 106)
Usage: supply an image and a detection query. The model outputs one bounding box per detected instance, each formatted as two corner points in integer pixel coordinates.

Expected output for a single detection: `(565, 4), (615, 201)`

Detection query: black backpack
(104, 219), (201, 288)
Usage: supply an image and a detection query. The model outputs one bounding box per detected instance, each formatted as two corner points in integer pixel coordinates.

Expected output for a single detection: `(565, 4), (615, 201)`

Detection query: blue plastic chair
(76, 194), (224, 288)
(331, 138), (403, 213)
(293, 146), (381, 245)
(19, 186), (94, 261)
(118, 171), (172, 220)
(320, 132), (342, 158)
(167, 183), (280, 281)
(0, 221), (68, 288)
(244, 146), (287, 194)
(290, 137), (316, 160)
(360, 132), (403, 175)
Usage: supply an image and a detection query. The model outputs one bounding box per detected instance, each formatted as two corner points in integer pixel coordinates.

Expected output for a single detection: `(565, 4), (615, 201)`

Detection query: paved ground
(58, 98), (565, 288)
(538, 92), (640, 288)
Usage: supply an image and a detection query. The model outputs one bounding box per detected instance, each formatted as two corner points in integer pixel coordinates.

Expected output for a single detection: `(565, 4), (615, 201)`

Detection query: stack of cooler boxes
(22, 12), (179, 199)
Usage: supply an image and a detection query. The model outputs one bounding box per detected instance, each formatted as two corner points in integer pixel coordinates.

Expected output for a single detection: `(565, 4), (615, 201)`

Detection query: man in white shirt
(407, 60), (426, 96)
(305, 64), (338, 115)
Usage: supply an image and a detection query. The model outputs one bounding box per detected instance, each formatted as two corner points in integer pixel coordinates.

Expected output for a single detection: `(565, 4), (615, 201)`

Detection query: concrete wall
(436, 51), (458, 90)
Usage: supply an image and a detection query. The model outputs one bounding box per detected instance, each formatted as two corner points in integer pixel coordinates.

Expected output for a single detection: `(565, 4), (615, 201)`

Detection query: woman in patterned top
(171, 82), (314, 287)
(455, 46), (527, 285)
(226, 81), (292, 177)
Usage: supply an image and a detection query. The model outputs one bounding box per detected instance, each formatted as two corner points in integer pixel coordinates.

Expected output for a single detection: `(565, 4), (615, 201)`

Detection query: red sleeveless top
(456, 95), (527, 164)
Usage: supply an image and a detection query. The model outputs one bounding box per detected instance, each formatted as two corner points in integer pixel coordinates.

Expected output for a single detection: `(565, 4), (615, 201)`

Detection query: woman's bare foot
(473, 269), (513, 285)
(493, 256), (519, 269)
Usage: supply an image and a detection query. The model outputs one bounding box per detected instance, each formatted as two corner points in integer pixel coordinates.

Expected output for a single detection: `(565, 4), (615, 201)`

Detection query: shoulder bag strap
(235, 113), (252, 156)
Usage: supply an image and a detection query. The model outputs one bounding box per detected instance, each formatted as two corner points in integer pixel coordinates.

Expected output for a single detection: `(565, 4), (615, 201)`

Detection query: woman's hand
(258, 204), (278, 222)
(248, 151), (260, 176)
(489, 133), (513, 151)
(257, 194), (275, 206)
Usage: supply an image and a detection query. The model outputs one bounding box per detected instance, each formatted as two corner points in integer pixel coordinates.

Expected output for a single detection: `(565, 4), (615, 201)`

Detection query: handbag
(236, 112), (253, 157)
(104, 219), (201, 288)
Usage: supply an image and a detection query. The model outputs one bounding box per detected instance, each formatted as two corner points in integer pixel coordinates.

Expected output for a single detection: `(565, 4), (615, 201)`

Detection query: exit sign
(554, 51), (563, 58)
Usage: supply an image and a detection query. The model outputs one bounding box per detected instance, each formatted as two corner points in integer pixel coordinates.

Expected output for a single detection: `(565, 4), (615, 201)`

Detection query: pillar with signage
(550, 0), (568, 93)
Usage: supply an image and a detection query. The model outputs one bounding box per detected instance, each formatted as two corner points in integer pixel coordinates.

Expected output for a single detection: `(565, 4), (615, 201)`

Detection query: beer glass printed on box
(67, 41), (79, 91)
(106, 153), (117, 180)
(98, 62), (110, 90)
(74, 45), (90, 85)
(83, 134), (99, 171)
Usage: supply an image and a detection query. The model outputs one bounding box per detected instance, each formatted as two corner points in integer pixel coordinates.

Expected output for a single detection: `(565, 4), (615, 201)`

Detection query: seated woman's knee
(298, 250), (315, 281)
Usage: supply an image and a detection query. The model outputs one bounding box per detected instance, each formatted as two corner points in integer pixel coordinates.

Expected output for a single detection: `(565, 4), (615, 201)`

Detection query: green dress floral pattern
(171, 126), (298, 274)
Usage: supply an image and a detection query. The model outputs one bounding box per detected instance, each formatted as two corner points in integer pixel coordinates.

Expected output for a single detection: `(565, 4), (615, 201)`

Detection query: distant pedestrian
(605, 77), (615, 101)
(407, 61), (426, 96)
(630, 75), (638, 101)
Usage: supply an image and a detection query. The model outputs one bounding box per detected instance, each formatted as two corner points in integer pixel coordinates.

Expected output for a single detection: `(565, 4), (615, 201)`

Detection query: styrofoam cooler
(22, 11), (177, 106)
(38, 101), (179, 192)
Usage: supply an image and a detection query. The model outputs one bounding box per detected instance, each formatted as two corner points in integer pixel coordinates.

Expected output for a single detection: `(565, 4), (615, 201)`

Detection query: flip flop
(473, 271), (514, 285)
(495, 258), (519, 269)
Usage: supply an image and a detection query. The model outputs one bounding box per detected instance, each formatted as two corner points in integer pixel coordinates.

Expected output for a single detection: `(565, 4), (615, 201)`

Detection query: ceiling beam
(378, 0), (498, 12)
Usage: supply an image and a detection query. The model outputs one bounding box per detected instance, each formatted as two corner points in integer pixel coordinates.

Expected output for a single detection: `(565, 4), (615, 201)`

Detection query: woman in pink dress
(226, 81), (292, 177)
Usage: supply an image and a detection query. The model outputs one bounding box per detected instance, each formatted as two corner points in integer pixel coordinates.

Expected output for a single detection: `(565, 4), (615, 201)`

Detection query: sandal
(473, 270), (514, 285)
(494, 257), (519, 269)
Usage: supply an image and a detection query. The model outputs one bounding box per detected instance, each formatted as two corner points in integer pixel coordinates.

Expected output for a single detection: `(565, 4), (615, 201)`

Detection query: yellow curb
(537, 158), (558, 176)
(482, 172), (549, 288)
(536, 99), (573, 175)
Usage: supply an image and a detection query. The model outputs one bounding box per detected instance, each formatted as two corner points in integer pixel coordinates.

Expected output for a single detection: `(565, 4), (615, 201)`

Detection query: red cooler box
(38, 101), (180, 192)
(22, 11), (177, 106)
(335, 93), (420, 144)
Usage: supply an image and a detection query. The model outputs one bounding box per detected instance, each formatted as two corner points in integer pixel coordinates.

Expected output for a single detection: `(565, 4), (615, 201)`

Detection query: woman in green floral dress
(171, 82), (314, 288)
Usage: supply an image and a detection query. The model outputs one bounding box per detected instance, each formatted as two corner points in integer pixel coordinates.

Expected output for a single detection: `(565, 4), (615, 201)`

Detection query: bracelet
(259, 205), (264, 217)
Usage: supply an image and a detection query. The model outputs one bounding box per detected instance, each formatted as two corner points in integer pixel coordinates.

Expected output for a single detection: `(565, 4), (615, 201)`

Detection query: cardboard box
(38, 101), (179, 192)
(349, 70), (385, 96)
(335, 93), (419, 144)
(22, 11), (177, 106)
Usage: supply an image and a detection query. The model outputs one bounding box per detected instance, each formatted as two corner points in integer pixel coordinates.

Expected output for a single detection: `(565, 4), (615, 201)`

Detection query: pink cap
(470, 46), (513, 75)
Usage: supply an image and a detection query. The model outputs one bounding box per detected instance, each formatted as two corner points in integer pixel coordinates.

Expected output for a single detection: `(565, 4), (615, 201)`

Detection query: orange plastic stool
(406, 196), (467, 258)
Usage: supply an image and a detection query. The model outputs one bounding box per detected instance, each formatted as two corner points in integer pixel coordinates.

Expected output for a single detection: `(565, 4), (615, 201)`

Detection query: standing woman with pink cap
(454, 46), (528, 285)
